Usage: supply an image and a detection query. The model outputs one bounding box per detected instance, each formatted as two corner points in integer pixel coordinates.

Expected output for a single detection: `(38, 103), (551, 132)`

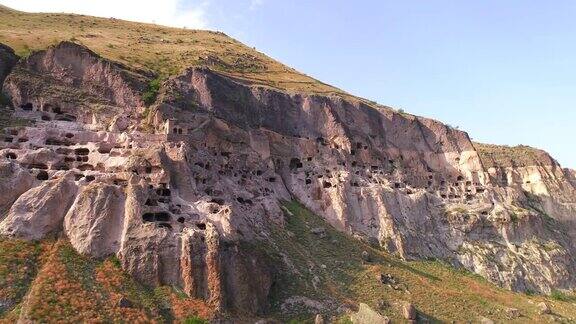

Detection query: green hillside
(0, 5), (346, 97)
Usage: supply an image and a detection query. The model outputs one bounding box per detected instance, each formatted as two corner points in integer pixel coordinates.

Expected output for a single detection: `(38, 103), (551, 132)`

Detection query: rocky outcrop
(0, 40), (575, 317)
(0, 174), (77, 240)
(0, 160), (35, 215)
(350, 303), (390, 324)
(0, 43), (17, 87)
(64, 182), (126, 257)
(2, 41), (150, 126)
(0, 42), (282, 315)
(567, 168), (576, 187)
(156, 67), (576, 293)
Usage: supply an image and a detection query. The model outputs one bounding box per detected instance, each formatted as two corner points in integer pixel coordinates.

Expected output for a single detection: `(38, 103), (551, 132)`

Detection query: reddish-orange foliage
(0, 240), (42, 308)
(95, 259), (157, 323)
(169, 292), (214, 321)
(2, 240), (214, 323)
(24, 241), (155, 323)
(25, 241), (104, 322)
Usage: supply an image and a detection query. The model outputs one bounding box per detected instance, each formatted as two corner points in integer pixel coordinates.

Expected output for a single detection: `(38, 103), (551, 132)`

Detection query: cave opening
(36, 171), (49, 181)
(289, 158), (303, 170)
(75, 148), (90, 156)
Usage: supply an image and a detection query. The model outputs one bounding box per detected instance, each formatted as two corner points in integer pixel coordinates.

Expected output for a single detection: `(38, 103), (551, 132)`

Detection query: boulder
(377, 273), (396, 285)
(0, 175), (77, 240)
(361, 250), (371, 262)
(64, 183), (126, 258)
(505, 307), (521, 319)
(0, 161), (35, 216)
(350, 303), (390, 324)
(117, 297), (133, 308)
(311, 227), (326, 237)
(537, 302), (551, 315)
(402, 302), (417, 320)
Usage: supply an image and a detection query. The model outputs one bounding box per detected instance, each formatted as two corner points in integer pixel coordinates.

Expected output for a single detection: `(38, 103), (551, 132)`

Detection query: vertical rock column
(180, 223), (223, 310)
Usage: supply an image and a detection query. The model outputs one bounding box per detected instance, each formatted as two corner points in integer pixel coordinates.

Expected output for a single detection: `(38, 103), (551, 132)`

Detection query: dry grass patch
(473, 142), (554, 168)
(267, 201), (576, 323)
(2, 239), (213, 323)
(0, 239), (45, 317)
(0, 5), (348, 97)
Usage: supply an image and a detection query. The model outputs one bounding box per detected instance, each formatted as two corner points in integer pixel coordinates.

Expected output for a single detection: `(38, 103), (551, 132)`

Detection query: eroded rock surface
(0, 41), (575, 316)
(0, 43), (17, 85)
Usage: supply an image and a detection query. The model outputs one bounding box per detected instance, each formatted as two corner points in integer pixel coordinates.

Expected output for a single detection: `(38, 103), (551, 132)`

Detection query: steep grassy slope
(473, 142), (557, 168)
(0, 239), (212, 323)
(1, 204), (575, 323)
(262, 202), (576, 323)
(0, 239), (44, 320)
(0, 5), (347, 97)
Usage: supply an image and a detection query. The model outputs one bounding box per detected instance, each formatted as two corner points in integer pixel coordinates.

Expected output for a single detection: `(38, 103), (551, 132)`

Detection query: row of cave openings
(3, 151), (98, 182)
(142, 210), (208, 233)
(184, 146), (280, 201)
(286, 154), (487, 200)
(141, 183), (210, 232)
(19, 102), (77, 122)
(142, 183), (179, 230)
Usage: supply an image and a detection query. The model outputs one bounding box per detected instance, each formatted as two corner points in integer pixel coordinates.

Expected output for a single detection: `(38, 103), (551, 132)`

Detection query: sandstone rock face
(0, 161), (35, 215)
(566, 168), (576, 191)
(402, 302), (417, 320)
(159, 67), (576, 293)
(64, 182), (126, 257)
(0, 43), (17, 87)
(350, 303), (390, 324)
(2, 41), (149, 127)
(537, 302), (551, 315)
(0, 41), (575, 316)
(0, 175), (77, 240)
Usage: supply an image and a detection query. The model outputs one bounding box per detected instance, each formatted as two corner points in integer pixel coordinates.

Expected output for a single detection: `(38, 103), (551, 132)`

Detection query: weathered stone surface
(0, 160), (35, 215)
(4, 41), (147, 110)
(350, 303), (390, 324)
(117, 297), (133, 308)
(1, 40), (576, 317)
(402, 302), (417, 320)
(0, 43), (18, 87)
(64, 182), (126, 257)
(505, 307), (521, 319)
(537, 302), (551, 315)
(0, 174), (77, 240)
(159, 65), (576, 293)
(361, 250), (370, 262)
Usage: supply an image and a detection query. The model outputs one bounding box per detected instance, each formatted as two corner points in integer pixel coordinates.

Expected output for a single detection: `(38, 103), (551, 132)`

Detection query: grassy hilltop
(0, 5), (345, 97)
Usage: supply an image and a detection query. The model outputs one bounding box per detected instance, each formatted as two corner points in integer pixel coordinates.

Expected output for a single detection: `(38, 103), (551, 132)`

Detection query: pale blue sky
(3, 0), (575, 167)
(207, 0), (576, 168)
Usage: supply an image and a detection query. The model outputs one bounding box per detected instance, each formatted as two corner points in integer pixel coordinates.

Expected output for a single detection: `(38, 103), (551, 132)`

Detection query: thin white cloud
(0, 0), (209, 29)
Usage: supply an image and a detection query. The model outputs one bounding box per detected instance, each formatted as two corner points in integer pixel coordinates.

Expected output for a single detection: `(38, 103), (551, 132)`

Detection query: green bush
(142, 77), (162, 106)
(551, 290), (575, 302)
(0, 92), (11, 107)
(184, 316), (208, 324)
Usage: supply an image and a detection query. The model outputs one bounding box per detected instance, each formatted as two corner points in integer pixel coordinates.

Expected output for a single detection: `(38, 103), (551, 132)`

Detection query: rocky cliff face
(0, 43), (17, 86)
(568, 168), (576, 187)
(0, 42), (575, 317)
